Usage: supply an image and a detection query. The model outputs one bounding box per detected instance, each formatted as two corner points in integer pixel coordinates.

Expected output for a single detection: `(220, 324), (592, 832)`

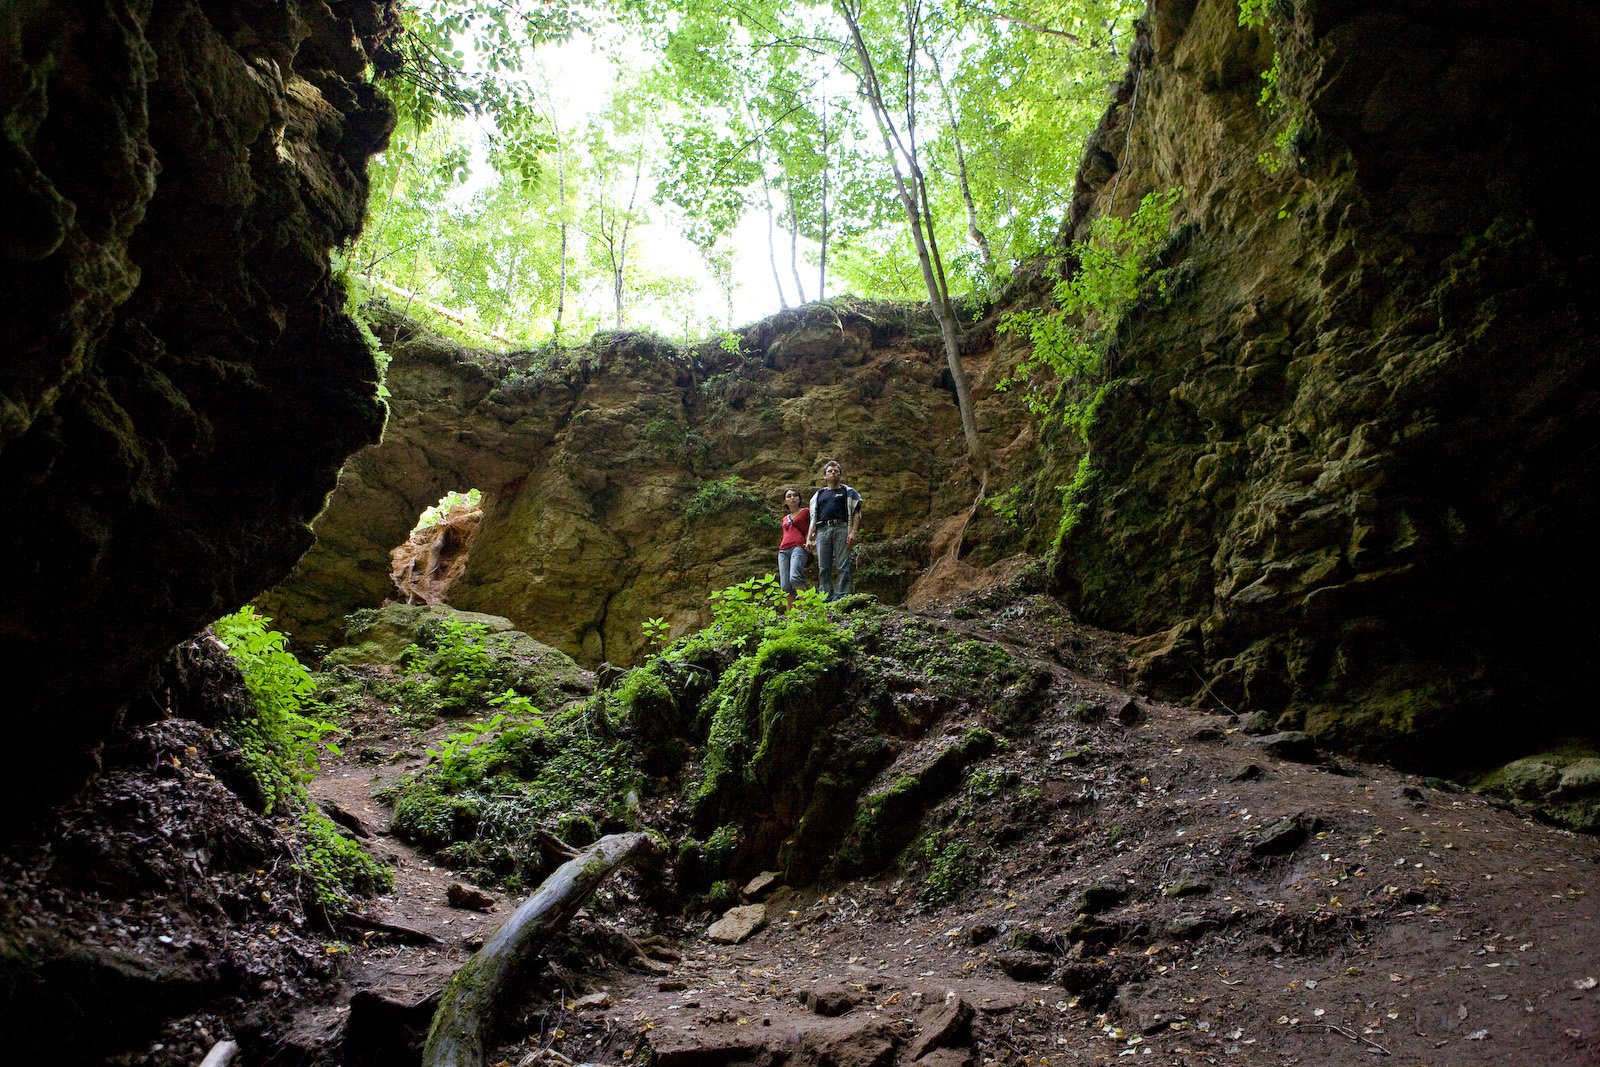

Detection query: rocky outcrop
(261, 303), (1040, 664)
(0, 1), (398, 822)
(1052, 0), (1600, 767)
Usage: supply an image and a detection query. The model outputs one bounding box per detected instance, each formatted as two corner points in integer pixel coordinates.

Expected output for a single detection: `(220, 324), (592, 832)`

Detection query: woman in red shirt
(777, 487), (810, 603)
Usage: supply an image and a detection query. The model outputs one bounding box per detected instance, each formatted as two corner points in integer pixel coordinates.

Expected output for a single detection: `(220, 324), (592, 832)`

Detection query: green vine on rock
(998, 186), (1182, 438)
(1238, 0), (1305, 174)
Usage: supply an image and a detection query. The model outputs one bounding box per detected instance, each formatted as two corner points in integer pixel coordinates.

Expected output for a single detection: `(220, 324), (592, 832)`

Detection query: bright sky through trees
(349, 0), (1141, 348)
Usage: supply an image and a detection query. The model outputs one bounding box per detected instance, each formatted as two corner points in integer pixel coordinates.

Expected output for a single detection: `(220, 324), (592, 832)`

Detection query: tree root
(421, 831), (656, 1067)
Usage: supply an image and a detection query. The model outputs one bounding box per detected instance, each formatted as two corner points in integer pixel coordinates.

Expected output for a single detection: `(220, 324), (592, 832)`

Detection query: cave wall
(260, 303), (1041, 665)
(0, 0), (398, 820)
(1053, 0), (1600, 767)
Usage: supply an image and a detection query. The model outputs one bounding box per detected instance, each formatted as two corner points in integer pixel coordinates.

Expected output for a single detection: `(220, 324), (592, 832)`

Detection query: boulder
(706, 903), (767, 945)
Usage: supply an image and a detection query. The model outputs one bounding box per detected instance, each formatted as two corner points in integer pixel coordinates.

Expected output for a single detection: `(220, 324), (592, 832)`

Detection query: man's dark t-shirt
(811, 485), (862, 526)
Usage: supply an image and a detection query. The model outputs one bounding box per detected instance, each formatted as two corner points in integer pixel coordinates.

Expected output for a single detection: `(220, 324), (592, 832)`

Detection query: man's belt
(816, 519), (848, 528)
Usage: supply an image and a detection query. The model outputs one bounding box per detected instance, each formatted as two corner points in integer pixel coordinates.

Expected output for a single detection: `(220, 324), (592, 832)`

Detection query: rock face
(0, 1), (398, 820)
(262, 304), (1039, 664)
(1052, 0), (1600, 767)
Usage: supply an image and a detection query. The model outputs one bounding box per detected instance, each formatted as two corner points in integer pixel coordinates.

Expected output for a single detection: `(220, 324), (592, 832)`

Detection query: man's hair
(822, 458), (842, 472)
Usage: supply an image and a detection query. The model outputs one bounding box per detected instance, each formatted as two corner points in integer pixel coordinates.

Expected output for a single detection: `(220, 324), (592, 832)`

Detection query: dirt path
(288, 753), (516, 1054)
(300, 604), (1600, 1067)
(525, 696), (1600, 1065)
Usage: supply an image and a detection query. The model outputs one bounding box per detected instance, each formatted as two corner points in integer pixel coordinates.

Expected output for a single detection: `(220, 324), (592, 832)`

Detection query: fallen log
(198, 1040), (240, 1067)
(421, 831), (657, 1067)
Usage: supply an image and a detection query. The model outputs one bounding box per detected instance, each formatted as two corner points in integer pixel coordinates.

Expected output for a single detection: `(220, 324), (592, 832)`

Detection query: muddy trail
(2, 590), (1596, 1066)
(303, 596), (1598, 1067)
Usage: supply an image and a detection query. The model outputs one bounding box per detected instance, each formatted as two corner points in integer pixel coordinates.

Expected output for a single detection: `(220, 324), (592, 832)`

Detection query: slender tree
(838, 0), (986, 466)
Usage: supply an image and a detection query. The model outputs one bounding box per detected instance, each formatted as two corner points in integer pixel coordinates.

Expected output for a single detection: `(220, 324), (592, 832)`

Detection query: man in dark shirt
(804, 459), (863, 601)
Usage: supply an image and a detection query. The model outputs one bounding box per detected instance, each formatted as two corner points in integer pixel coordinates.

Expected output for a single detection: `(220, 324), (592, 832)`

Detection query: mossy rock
(1477, 745), (1600, 833)
(323, 605), (518, 666)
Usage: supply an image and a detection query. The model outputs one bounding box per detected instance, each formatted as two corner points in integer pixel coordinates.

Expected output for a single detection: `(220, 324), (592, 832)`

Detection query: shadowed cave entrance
(390, 488), (484, 606)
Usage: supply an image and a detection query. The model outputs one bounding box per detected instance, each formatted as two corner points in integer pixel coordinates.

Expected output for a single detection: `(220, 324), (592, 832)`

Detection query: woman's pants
(777, 546), (808, 595)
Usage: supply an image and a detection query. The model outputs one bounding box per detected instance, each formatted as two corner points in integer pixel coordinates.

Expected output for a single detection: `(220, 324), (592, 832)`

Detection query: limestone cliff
(260, 302), (1042, 664)
(0, 1), (398, 820)
(1052, 0), (1600, 767)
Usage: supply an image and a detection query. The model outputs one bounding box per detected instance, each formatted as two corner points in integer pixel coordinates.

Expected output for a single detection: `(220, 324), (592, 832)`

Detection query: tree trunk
(839, 2), (986, 469)
(930, 54), (994, 278)
(818, 96), (830, 299)
(554, 139), (568, 342)
(787, 175), (807, 304)
(760, 165), (789, 309)
(421, 832), (657, 1067)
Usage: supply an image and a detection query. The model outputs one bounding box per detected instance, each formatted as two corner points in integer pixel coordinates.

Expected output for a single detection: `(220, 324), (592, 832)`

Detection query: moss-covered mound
(385, 702), (642, 893)
(614, 579), (1060, 896)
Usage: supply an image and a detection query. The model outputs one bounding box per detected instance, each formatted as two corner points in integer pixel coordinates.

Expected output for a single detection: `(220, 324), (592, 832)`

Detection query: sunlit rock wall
(260, 302), (1041, 664)
(1053, 0), (1600, 767)
(0, 0), (398, 820)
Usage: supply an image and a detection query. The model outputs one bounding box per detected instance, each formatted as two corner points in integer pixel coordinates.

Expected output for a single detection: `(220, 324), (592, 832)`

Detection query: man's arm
(846, 489), (862, 546)
(805, 491), (820, 548)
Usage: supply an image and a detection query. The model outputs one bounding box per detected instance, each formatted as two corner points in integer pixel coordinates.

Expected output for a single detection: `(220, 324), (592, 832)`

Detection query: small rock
(1166, 915), (1216, 940)
(1161, 879), (1210, 899)
(594, 662), (627, 691)
(965, 922), (999, 946)
(1241, 712), (1275, 735)
(1068, 881), (1127, 915)
(345, 987), (440, 1064)
(801, 983), (858, 1017)
(573, 991), (611, 1010)
(906, 994), (975, 1060)
(657, 978), (688, 992)
(1230, 763), (1264, 782)
(630, 956), (675, 975)
(707, 903), (766, 944)
(802, 1018), (897, 1067)
(1114, 698), (1145, 726)
(1251, 813), (1322, 857)
(993, 950), (1055, 981)
(445, 882), (495, 912)
(1187, 726), (1226, 743)
(915, 1049), (975, 1067)
(742, 870), (782, 901)
(1058, 960), (1119, 1007)
(1255, 731), (1320, 763)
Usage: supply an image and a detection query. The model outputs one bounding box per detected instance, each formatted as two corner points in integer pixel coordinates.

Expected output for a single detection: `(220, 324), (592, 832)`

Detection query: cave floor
(5, 591), (1595, 1066)
(303, 596), (1600, 1067)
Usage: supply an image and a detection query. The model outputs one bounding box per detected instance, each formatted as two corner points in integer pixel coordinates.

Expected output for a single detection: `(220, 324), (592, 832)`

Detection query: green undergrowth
(213, 608), (393, 917)
(321, 612), (583, 727)
(385, 699), (641, 892)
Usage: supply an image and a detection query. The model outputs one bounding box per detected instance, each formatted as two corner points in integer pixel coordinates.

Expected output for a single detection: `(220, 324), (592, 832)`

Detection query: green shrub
(213, 607), (389, 917)
(214, 607), (338, 814)
(387, 700), (641, 883)
(414, 488), (481, 532)
(298, 809), (394, 914)
(917, 832), (979, 905)
(683, 475), (767, 524)
(397, 618), (502, 718)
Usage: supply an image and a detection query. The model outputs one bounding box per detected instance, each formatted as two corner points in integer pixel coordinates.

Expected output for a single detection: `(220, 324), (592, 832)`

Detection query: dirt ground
(2, 594), (1596, 1066)
(314, 595), (1600, 1067)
